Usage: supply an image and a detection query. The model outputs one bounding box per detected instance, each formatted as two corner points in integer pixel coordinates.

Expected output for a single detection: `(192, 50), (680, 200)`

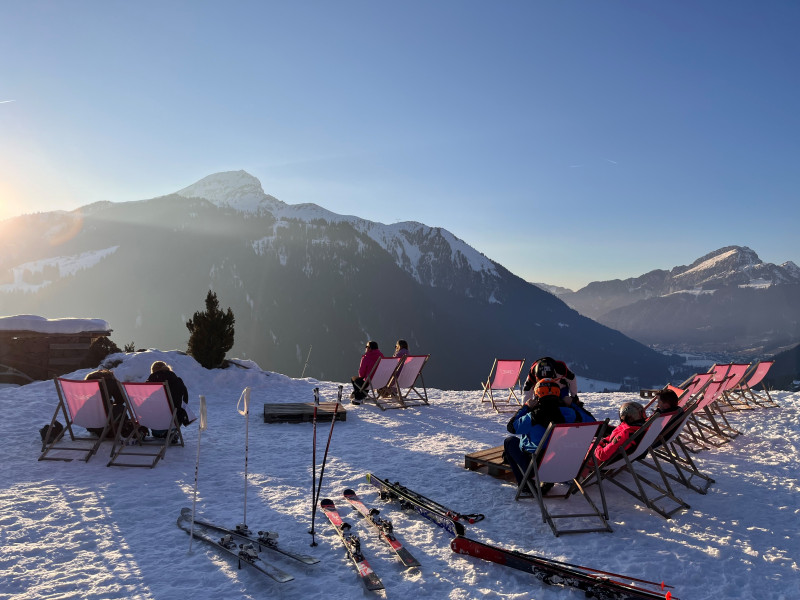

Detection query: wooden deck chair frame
(39, 377), (118, 462)
(480, 359), (525, 413)
(715, 363), (755, 412)
(516, 420), (611, 536)
(363, 356), (405, 410)
(638, 401), (715, 495)
(108, 381), (183, 468)
(393, 354), (430, 408)
(680, 374), (735, 452)
(582, 412), (689, 519)
(692, 364), (744, 438)
(729, 360), (779, 408)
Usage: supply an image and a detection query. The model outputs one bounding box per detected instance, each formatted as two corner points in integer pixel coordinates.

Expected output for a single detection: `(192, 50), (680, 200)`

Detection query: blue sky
(2, 1), (798, 289)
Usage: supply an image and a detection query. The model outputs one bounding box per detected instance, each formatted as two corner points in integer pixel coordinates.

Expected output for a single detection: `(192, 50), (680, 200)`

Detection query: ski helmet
(534, 378), (561, 399)
(619, 401), (645, 425)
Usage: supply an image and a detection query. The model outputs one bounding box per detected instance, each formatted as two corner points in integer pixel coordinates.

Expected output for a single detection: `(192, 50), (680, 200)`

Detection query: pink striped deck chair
(516, 420), (611, 536)
(715, 363), (754, 412)
(363, 356), (405, 410)
(108, 381), (183, 468)
(480, 359), (525, 413)
(393, 354), (430, 408)
(730, 361), (778, 408)
(39, 378), (117, 462)
(679, 374), (732, 451)
(583, 412), (690, 519)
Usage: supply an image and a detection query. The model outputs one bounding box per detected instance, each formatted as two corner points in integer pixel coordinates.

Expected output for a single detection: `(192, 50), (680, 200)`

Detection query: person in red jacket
(350, 341), (384, 404)
(593, 401), (646, 462)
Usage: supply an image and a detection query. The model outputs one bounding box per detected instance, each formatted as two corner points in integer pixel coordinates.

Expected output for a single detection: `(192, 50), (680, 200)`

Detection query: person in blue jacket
(503, 378), (565, 487)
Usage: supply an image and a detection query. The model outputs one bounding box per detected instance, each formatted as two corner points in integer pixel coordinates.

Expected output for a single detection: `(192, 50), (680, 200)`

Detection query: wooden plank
(263, 402), (346, 424)
(49, 343), (91, 350)
(48, 357), (84, 366)
(464, 445), (514, 481)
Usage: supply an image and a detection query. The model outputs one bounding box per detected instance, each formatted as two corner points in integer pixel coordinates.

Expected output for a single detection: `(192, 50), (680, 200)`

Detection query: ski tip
(343, 488), (356, 496)
(180, 507), (192, 516)
(320, 498), (335, 508)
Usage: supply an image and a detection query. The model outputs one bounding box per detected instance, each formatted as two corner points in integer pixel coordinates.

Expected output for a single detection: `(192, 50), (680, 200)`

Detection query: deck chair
(638, 402), (715, 495)
(39, 378), (118, 462)
(392, 354), (430, 408)
(715, 363), (754, 412)
(693, 364), (744, 438)
(679, 375), (732, 451)
(107, 381), (184, 468)
(729, 361), (778, 408)
(685, 366), (744, 446)
(515, 420), (611, 536)
(480, 359), (525, 413)
(361, 356), (405, 410)
(582, 412), (689, 519)
(642, 372), (712, 411)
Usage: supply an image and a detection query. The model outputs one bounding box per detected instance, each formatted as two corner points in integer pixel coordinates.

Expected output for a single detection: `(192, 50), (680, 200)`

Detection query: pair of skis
(451, 537), (677, 600)
(320, 489), (421, 591)
(366, 472), (483, 537)
(177, 508), (318, 583)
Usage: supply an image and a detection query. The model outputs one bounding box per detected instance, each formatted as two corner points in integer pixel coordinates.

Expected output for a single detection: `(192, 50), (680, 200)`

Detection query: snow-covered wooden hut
(0, 315), (112, 383)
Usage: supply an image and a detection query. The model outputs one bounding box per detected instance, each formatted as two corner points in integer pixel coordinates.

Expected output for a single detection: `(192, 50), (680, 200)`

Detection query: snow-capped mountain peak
(176, 170), (284, 213)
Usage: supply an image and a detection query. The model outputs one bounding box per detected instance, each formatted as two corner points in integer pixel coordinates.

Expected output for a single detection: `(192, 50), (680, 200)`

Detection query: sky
(2, 349), (798, 599)
(2, 1), (799, 290)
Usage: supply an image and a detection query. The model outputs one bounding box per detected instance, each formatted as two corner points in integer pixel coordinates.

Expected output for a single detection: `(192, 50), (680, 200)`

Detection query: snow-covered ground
(1, 350), (797, 600)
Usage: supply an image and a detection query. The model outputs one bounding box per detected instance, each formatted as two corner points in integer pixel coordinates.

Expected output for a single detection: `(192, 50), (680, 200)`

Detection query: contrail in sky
(0, 100), (15, 104)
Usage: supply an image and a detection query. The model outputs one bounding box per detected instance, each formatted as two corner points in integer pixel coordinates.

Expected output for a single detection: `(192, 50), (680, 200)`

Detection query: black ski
(366, 473), (466, 537)
(320, 498), (384, 591)
(180, 507), (319, 565)
(176, 512), (294, 583)
(342, 488), (421, 568)
(451, 536), (676, 600)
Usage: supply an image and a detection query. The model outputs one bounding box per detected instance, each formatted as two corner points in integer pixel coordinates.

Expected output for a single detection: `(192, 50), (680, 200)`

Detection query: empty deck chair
(516, 420), (611, 536)
(392, 354), (431, 408)
(583, 412), (689, 519)
(362, 356), (405, 410)
(680, 375), (732, 451)
(108, 381), (184, 468)
(730, 361), (779, 408)
(715, 363), (754, 412)
(480, 359), (525, 413)
(39, 378), (118, 462)
(638, 402), (715, 495)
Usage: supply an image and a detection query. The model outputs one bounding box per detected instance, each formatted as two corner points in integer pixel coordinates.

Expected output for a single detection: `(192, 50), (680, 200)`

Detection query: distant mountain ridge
(0, 170), (678, 388)
(552, 246), (800, 358)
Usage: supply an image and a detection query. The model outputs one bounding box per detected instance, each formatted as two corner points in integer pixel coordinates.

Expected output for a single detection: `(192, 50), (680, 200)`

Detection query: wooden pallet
(464, 445), (514, 481)
(263, 402), (346, 424)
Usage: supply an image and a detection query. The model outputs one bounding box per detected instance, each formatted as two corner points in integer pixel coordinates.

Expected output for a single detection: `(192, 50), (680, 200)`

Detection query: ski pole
(189, 395), (208, 553)
(313, 385), (342, 517)
(236, 387), (251, 534)
(301, 345), (313, 378)
(309, 387), (320, 546)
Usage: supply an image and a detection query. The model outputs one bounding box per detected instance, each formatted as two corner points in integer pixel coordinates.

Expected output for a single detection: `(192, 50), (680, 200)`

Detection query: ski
(366, 473), (466, 537)
(320, 498), (384, 591)
(451, 536), (676, 600)
(180, 507), (319, 565)
(176, 512), (294, 583)
(342, 488), (421, 568)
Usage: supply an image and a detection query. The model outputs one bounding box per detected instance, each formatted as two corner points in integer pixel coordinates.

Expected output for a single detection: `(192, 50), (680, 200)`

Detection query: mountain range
(543, 246), (800, 359)
(0, 170), (679, 389)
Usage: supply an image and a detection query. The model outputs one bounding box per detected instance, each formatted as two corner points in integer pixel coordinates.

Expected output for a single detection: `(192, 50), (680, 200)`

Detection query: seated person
(503, 378), (565, 489)
(147, 361), (190, 440)
(350, 341), (384, 404)
(650, 388), (683, 441)
(378, 339), (410, 398)
(84, 369), (126, 438)
(593, 401), (647, 463)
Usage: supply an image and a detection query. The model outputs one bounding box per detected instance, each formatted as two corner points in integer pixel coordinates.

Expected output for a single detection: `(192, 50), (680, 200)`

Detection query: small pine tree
(186, 290), (235, 369)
